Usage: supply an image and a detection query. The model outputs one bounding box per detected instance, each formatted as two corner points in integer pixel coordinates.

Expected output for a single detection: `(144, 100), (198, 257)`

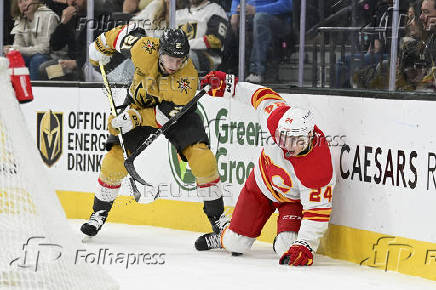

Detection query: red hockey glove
(279, 240), (314, 266)
(200, 71), (238, 97)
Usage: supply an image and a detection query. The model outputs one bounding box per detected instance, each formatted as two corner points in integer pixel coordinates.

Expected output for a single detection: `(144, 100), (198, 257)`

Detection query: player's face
(160, 54), (185, 75)
(275, 130), (311, 156)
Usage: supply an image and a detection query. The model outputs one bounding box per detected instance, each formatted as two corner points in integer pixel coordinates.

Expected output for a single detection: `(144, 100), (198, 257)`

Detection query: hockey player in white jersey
(176, 0), (229, 72)
(195, 71), (336, 266)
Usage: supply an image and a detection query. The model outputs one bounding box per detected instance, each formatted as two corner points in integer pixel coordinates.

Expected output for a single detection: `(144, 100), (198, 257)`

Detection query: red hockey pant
(229, 170), (303, 238)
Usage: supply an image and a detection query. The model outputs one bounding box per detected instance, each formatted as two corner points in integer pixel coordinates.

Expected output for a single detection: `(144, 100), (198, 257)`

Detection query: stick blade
(134, 183), (160, 204)
(128, 178), (142, 202)
(136, 191), (160, 204)
(124, 159), (149, 185)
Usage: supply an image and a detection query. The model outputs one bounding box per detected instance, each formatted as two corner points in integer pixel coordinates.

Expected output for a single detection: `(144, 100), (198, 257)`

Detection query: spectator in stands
(38, 0), (87, 80)
(123, 0), (140, 12)
(420, 0), (436, 33)
(406, 0), (425, 41)
(39, 0), (106, 81)
(419, 0), (436, 88)
(3, 0), (15, 46)
(103, 0), (152, 13)
(4, 0), (59, 80)
(396, 39), (427, 91)
(176, 0), (229, 73)
(132, 0), (170, 37)
(44, 0), (68, 16)
(396, 1), (427, 91)
(336, 0), (399, 88)
(230, 0), (293, 83)
(352, 1), (426, 91)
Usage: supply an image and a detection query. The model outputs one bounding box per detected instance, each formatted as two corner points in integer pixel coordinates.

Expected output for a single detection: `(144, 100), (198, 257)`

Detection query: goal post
(0, 57), (119, 289)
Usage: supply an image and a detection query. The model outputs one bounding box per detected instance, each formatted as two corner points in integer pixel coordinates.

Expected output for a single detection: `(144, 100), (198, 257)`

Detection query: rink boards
(21, 86), (436, 281)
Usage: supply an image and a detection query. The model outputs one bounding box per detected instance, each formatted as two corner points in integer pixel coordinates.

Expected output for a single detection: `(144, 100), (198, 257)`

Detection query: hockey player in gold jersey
(81, 27), (226, 241)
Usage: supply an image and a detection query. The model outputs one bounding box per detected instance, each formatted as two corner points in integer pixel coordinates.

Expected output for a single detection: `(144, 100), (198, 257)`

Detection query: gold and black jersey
(94, 25), (199, 113)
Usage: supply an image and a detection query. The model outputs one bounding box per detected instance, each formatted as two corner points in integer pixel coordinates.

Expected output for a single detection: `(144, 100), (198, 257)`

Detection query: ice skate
(80, 210), (108, 240)
(195, 214), (230, 251)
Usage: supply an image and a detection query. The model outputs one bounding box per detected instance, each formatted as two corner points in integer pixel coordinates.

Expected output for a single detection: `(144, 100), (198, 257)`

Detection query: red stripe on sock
(198, 177), (221, 188)
(98, 178), (121, 189)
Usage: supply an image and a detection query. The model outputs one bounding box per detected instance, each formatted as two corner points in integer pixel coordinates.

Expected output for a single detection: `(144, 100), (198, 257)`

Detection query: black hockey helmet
(159, 28), (190, 59)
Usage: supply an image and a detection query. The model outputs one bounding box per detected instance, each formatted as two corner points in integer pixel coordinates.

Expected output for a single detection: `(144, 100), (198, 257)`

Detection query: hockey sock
(92, 196), (114, 215)
(203, 196), (224, 233)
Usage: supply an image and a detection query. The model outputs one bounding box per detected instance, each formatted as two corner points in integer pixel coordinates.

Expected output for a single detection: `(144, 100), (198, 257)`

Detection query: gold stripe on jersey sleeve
(95, 37), (115, 55)
(103, 25), (127, 50)
(302, 207), (331, 222)
(303, 216), (330, 222)
(303, 208), (332, 215)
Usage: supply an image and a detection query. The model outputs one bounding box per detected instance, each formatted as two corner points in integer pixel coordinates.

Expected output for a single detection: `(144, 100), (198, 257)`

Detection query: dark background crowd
(2, 0), (436, 92)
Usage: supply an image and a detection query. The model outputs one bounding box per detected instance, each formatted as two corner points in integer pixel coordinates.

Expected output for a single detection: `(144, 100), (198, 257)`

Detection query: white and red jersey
(235, 82), (336, 251)
(176, 1), (228, 68)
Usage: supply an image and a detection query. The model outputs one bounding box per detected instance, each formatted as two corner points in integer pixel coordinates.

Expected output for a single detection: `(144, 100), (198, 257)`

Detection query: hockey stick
(99, 64), (151, 202)
(124, 85), (210, 185)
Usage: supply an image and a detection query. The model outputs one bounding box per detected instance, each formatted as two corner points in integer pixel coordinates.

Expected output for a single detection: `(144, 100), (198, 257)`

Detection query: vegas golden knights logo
(179, 22), (198, 40)
(37, 111), (63, 167)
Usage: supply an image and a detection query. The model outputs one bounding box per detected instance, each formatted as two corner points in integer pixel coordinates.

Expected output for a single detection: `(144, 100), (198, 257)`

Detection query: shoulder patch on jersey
(179, 22), (198, 40)
(287, 126), (333, 189)
(177, 78), (192, 94)
(142, 39), (157, 54)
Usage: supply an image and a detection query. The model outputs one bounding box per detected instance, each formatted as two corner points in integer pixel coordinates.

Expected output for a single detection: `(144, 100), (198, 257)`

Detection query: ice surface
(69, 220), (436, 290)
